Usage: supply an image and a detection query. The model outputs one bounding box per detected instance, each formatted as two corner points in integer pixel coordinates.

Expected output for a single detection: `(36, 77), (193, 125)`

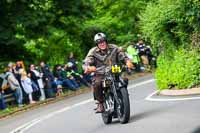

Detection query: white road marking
(128, 79), (155, 90)
(10, 99), (93, 133)
(10, 79), (154, 133)
(145, 90), (200, 101)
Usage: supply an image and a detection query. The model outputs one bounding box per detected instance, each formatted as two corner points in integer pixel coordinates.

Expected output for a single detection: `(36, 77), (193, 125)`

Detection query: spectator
(145, 45), (157, 68)
(40, 61), (55, 98)
(0, 73), (7, 110)
(6, 63), (23, 107)
(20, 69), (36, 104)
(135, 40), (147, 56)
(12, 62), (22, 82)
(66, 62), (91, 87)
(53, 64), (65, 86)
(28, 64), (46, 101)
(135, 39), (149, 69)
(13, 61), (25, 100)
(67, 52), (79, 73)
(53, 64), (79, 91)
(0, 90), (6, 110)
(126, 44), (141, 72)
(61, 64), (80, 90)
(67, 53), (91, 87)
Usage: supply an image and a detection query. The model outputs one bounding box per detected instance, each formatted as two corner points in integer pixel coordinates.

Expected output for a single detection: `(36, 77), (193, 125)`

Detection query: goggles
(96, 39), (106, 44)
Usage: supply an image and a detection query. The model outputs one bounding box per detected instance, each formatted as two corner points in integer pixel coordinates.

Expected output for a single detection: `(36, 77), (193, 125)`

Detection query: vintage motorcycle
(99, 64), (130, 124)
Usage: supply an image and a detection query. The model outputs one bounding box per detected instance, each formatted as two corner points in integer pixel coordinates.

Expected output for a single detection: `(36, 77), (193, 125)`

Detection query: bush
(155, 48), (200, 90)
(140, 0), (200, 50)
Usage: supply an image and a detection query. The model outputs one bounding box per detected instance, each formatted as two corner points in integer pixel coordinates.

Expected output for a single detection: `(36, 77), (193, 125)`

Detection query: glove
(126, 60), (134, 69)
(84, 66), (96, 74)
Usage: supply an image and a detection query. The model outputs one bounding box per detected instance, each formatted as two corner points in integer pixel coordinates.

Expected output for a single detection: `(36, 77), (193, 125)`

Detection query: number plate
(111, 65), (121, 73)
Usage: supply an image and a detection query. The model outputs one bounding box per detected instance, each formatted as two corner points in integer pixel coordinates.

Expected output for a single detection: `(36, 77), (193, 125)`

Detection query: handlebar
(96, 64), (127, 74)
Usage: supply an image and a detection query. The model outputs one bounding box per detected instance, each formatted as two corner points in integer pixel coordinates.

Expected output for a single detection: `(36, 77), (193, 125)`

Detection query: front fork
(104, 83), (119, 113)
(112, 81), (125, 117)
(112, 82), (121, 106)
(105, 94), (114, 112)
(104, 77), (125, 114)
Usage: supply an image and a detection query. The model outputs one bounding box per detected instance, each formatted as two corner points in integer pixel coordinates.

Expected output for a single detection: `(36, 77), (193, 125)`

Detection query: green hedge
(155, 48), (200, 90)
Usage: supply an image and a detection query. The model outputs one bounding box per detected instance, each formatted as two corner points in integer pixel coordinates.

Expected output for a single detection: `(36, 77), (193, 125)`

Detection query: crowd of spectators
(0, 52), (92, 110)
(126, 39), (157, 74)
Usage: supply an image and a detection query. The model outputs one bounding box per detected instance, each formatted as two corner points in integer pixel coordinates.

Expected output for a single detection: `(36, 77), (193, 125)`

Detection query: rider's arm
(82, 47), (97, 74)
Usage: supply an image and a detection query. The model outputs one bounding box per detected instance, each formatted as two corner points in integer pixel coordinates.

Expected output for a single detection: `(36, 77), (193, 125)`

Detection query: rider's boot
(95, 102), (104, 113)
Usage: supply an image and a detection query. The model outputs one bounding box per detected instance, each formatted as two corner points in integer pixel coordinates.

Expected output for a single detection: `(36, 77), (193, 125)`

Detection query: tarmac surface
(0, 73), (200, 133)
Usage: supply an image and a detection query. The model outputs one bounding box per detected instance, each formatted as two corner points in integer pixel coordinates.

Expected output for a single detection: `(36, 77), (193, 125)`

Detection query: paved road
(0, 75), (200, 133)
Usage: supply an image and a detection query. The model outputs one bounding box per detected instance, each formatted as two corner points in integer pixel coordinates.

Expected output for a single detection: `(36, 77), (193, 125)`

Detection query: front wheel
(102, 95), (113, 124)
(102, 111), (112, 124)
(116, 87), (130, 124)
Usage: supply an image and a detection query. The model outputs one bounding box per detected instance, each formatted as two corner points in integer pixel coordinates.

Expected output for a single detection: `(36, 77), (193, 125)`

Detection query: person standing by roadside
(126, 43), (141, 72)
(13, 61), (23, 82)
(40, 61), (55, 98)
(135, 39), (149, 70)
(28, 64), (46, 101)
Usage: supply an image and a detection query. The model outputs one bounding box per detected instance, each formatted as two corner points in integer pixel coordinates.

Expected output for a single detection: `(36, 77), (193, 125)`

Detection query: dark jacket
(41, 65), (54, 81)
(68, 58), (78, 73)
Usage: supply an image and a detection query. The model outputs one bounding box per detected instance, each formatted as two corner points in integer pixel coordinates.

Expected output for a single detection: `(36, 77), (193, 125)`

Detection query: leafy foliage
(140, 0), (200, 50)
(155, 49), (200, 90)
(0, 0), (150, 63)
(84, 0), (149, 45)
(0, 0), (92, 64)
(140, 0), (200, 89)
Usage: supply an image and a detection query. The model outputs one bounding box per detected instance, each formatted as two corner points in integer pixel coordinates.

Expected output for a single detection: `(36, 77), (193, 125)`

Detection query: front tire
(117, 87), (130, 124)
(102, 102), (112, 124)
(102, 111), (112, 124)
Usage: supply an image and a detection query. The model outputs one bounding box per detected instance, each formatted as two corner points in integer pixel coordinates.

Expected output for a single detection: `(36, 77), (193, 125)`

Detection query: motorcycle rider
(83, 33), (133, 113)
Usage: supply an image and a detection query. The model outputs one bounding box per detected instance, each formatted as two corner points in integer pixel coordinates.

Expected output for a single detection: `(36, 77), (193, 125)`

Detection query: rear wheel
(116, 87), (130, 124)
